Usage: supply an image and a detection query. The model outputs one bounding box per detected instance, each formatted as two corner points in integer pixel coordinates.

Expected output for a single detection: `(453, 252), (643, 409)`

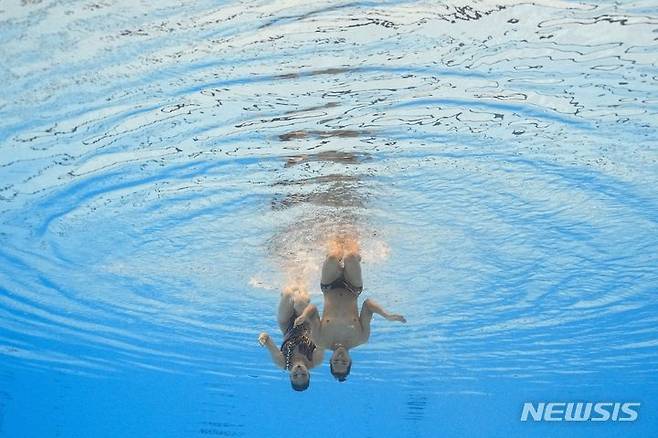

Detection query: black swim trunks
(320, 275), (363, 297)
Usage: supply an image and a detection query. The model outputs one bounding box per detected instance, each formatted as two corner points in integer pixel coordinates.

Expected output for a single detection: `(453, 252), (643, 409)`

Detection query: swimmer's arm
(358, 299), (406, 344)
(258, 332), (285, 369)
(294, 304), (323, 344)
(364, 298), (406, 323)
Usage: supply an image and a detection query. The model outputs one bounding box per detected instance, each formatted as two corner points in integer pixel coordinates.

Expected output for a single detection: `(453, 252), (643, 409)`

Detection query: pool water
(1, 0), (657, 436)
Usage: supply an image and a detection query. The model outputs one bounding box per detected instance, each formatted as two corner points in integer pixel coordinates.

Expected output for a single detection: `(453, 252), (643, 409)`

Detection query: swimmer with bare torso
(293, 240), (406, 381)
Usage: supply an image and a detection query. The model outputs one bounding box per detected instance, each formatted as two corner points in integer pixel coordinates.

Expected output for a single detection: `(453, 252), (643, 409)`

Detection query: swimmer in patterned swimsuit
(259, 286), (325, 391)
(293, 238), (406, 382)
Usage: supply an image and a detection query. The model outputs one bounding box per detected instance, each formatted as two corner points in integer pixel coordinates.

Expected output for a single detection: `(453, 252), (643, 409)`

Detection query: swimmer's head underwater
(329, 345), (351, 382)
(289, 362), (310, 391)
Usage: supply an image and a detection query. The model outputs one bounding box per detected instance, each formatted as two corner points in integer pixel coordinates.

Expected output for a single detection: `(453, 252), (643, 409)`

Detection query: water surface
(1, 0), (657, 436)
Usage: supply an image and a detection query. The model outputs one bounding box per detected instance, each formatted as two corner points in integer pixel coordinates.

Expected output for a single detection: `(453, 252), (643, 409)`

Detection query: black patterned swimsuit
(280, 312), (316, 370)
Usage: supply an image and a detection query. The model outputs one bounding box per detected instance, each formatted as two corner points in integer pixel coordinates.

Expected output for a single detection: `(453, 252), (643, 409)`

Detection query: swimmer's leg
(343, 253), (363, 292)
(321, 255), (343, 288)
(292, 287), (310, 315)
(278, 288), (296, 333)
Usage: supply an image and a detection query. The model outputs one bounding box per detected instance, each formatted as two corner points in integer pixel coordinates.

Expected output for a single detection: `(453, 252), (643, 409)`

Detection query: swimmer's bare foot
(343, 238), (361, 259)
(327, 238), (344, 259)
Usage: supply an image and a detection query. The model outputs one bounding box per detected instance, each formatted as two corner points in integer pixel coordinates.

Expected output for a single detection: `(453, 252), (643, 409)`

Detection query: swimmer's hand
(258, 332), (270, 346)
(386, 314), (407, 323)
(294, 304), (317, 328)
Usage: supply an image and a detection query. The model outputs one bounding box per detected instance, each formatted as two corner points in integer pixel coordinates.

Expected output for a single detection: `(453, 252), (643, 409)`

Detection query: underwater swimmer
(294, 239), (406, 382)
(259, 286), (325, 391)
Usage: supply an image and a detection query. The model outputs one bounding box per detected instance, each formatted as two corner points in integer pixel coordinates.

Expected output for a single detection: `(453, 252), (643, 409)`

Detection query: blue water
(1, 0), (658, 436)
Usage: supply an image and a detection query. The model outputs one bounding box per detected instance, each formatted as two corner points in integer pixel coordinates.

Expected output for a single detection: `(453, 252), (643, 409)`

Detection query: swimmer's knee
(280, 289), (295, 306)
(324, 254), (341, 264)
(293, 296), (310, 314)
(343, 253), (362, 264)
(322, 256), (341, 271)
